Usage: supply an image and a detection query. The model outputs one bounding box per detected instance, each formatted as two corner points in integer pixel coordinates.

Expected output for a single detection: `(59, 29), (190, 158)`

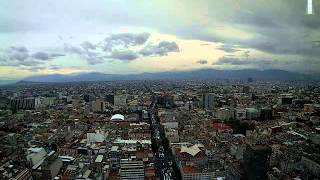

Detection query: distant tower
(307, 0), (313, 15)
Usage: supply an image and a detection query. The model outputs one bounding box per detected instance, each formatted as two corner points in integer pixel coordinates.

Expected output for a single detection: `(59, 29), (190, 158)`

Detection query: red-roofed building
(212, 123), (233, 133)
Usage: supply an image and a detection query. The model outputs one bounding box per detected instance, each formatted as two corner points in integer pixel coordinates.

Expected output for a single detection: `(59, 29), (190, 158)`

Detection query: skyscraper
(202, 93), (214, 110)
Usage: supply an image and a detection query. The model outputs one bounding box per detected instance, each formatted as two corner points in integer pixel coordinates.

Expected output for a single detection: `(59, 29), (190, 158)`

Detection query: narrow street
(148, 97), (181, 180)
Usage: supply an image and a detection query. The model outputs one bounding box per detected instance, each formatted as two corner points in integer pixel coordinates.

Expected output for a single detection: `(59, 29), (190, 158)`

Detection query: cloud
(86, 55), (104, 65)
(32, 52), (49, 60)
(19, 66), (46, 72)
(50, 53), (65, 58)
(108, 33), (150, 45)
(0, 46), (62, 69)
(216, 56), (273, 68)
(10, 46), (28, 53)
(64, 44), (84, 54)
(140, 41), (179, 56)
(64, 33), (179, 63)
(234, 10), (280, 28)
(58, 33), (151, 64)
(19, 59), (41, 66)
(217, 44), (240, 53)
(8, 46), (29, 61)
(48, 65), (61, 70)
(216, 57), (250, 65)
(81, 41), (96, 50)
(110, 50), (139, 61)
(104, 32), (150, 51)
(196, 59), (208, 64)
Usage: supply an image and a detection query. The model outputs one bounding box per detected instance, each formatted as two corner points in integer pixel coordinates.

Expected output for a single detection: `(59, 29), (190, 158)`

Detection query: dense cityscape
(1, 0), (320, 179)
(0, 79), (319, 179)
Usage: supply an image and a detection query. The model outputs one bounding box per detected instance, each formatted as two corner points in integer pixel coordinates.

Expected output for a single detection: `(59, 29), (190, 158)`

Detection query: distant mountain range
(15, 69), (318, 83)
(0, 80), (19, 86)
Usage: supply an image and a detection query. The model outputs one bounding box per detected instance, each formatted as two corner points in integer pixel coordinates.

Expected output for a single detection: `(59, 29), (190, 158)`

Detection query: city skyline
(0, 0), (320, 80)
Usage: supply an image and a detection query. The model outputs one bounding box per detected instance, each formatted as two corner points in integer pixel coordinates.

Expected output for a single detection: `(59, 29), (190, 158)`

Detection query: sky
(0, 0), (319, 80)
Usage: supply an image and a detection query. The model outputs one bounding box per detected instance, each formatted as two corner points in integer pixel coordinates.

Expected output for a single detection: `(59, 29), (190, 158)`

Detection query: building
(165, 128), (179, 143)
(105, 94), (115, 105)
(10, 97), (41, 110)
(243, 144), (272, 180)
(111, 114), (125, 122)
(260, 108), (273, 121)
(92, 99), (106, 112)
(120, 159), (144, 180)
(83, 94), (95, 102)
(202, 93), (215, 110)
(26, 148), (47, 166)
(216, 108), (234, 121)
(279, 94), (293, 105)
(157, 95), (175, 108)
(114, 95), (127, 107)
(245, 108), (259, 120)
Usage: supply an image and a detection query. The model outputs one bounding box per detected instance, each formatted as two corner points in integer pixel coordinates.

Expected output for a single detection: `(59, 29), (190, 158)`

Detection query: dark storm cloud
(158, 1), (320, 65)
(232, 2), (320, 58)
(110, 50), (139, 61)
(140, 41), (179, 56)
(196, 60), (208, 64)
(233, 10), (280, 28)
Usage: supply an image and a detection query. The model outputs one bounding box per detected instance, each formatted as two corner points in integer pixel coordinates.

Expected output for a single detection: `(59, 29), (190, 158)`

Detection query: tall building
(92, 99), (106, 112)
(260, 108), (273, 121)
(243, 144), (272, 180)
(105, 94), (115, 105)
(202, 93), (214, 110)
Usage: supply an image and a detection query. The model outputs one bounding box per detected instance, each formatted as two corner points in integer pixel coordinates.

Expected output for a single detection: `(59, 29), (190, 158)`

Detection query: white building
(27, 147), (47, 166)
